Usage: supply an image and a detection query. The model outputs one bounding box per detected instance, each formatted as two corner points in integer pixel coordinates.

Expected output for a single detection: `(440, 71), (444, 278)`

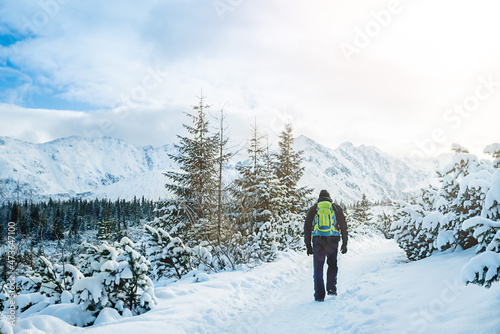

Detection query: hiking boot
(315, 298), (324, 302)
(327, 290), (337, 296)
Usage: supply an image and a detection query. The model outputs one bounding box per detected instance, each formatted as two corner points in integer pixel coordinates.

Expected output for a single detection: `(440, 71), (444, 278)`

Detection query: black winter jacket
(303, 196), (348, 250)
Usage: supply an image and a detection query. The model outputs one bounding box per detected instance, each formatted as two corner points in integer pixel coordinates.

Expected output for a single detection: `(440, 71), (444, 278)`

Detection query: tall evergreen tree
(165, 95), (218, 217)
(214, 108), (233, 244)
(52, 208), (65, 241)
(232, 122), (274, 235)
(161, 95), (219, 244)
(274, 122), (312, 215)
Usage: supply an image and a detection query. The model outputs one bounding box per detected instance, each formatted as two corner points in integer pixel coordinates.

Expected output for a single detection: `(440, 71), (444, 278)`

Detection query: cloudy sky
(0, 0), (499, 158)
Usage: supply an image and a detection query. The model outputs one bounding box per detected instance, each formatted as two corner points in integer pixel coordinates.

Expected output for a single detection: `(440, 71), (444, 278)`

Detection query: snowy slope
(0, 136), (175, 202)
(13, 236), (500, 334)
(0, 136), (432, 204)
(296, 136), (432, 202)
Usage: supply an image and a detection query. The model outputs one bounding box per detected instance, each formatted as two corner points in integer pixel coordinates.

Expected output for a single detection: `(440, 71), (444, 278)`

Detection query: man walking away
(304, 190), (348, 302)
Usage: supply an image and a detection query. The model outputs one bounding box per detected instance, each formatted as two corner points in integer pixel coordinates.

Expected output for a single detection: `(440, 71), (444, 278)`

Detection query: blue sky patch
(27, 92), (96, 111)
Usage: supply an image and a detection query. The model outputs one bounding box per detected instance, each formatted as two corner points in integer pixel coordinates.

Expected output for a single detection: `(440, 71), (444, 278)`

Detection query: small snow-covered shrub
(115, 237), (155, 315)
(73, 237), (156, 321)
(190, 242), (214, 273)
(1, 257), (83, 317)
(461, 251), (500, 288)
(145, 224), (193, 279)
(462, 217), (500, 253)
(78, 241), (120, 277)
(392, 143), (500, 285)
(461, 169), (500, 287)
(391, 202), (437, 261)
(254, 220), (280, 262)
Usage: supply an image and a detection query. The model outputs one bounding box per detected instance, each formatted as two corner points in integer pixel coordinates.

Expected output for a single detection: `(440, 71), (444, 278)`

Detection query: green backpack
(313, 201), (340, 236)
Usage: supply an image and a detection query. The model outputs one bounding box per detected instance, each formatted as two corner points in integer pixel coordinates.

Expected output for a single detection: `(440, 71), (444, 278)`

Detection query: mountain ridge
(0, 135), (433, 204)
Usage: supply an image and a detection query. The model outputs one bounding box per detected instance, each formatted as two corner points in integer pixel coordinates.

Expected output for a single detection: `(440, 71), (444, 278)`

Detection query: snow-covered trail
(220, 237), (500, 334)
(15, 236), (500, 334)
(220, 236), (408, 334)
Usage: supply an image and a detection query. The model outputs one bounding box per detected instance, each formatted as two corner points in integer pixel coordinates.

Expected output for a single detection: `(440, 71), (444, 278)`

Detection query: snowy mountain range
(0, 135), (434, 204)
(295, 136), (433, 203)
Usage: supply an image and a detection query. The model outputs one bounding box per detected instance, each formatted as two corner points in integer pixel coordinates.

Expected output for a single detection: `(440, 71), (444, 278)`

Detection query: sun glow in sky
(0, 0), (499, 158)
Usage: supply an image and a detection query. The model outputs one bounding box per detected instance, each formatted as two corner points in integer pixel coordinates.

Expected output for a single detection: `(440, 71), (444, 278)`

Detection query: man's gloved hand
(341, 243), (347, 254)
(306, 245), (313, 256)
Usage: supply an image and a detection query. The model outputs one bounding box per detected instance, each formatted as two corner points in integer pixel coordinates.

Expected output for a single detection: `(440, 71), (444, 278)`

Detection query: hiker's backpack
(313, 201), (340, 236)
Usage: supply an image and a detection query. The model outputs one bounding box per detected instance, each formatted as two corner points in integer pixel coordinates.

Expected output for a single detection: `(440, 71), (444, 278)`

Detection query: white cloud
(0, 0), (499, 157)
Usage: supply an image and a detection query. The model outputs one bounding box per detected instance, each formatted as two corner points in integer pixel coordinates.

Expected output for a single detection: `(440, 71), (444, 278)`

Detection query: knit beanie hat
(319, 189), (331, 199)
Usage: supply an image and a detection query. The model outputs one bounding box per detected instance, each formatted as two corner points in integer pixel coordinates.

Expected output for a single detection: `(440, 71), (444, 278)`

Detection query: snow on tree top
(462, 216), (500, 233)
(461, 251), (500, 284)
(451, 143), (469, 153)
(120, 237), (133, 246)
(458, 170), (492, 195)
(483, 170), (500, 218)
(422, 211), (443, 230)
(492, 168), (500, 184)
(441, 152), (481, 176)
(72, 276), (103, 303)
(101, 260), (120, 272)
(484, 143), (500, 156)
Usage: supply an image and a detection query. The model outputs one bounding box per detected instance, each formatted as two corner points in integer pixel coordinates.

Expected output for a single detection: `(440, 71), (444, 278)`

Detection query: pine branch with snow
(144, 224), (193, 280)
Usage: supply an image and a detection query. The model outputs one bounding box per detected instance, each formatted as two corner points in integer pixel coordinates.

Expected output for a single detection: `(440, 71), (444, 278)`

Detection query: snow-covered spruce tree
(376, 211), (394, 239)
(435, 144), (486, 250)
(419, 186), (438, 212)
(32, 256), (83, 302)
(200, 109), (251, 271)
(78, 241), (120, 277)
(232, 123), (278, 235)
(73, 238), (155, 320)
(162, 95), (219, 245)
(454, 169), (492, 242)
(213, 109), (234, 245)
(273, 122), (313, 251)
(392, 144), (484, 258)
(144, 224), (193, 280)
(95, 219), (118, 241)
(482, 164), (500, 222)
(348, 194), (373, 234)
(6, 256), (83, 317)
(231, 123), (283, 261)
(273, 122), (313, 216)
(484, 143), (500, 169)
(461, 218), (500, 287)
(391, 201), (439, 261)
(113, 237), (155, 314)
(51, 208), (65, 241)
(393, 143), (499, 265)
(461, 168), (500, 287)
(254, 221), (280, 262)
(72, 241), (121, 320)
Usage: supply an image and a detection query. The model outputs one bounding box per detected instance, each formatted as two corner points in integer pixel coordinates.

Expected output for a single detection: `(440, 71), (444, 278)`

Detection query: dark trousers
(313, 236), (339, 300)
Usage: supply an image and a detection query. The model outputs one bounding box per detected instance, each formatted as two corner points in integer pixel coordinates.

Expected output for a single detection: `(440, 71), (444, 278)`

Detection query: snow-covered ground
(13, 236), (500, 334)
